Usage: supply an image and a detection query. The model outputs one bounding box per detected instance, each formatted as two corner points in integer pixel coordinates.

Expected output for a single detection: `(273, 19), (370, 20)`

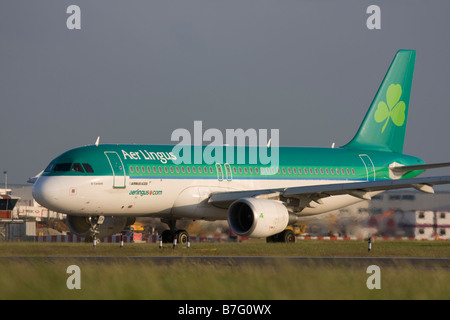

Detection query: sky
(1, 1), (450, 184)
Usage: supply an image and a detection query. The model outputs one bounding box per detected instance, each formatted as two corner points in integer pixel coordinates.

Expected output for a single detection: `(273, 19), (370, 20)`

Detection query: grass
(0, 240), (449, 300)
(0, 258), (449, 300)
(0, 239), (449, 257)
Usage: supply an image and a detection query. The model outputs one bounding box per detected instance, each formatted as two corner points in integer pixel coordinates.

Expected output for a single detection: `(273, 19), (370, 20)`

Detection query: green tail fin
(344, 50), (416, 153)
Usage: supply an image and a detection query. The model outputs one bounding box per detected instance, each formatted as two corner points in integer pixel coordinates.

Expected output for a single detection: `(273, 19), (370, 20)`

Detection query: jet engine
(227, 198), (289, 238)
(66, 215), (134, 240)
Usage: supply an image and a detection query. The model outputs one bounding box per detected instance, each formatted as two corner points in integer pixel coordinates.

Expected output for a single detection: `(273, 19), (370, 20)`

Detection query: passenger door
(105, 151), (126, 188)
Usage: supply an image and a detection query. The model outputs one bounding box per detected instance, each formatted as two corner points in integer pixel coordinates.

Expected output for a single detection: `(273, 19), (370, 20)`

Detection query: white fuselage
(33, 174), (367, 220)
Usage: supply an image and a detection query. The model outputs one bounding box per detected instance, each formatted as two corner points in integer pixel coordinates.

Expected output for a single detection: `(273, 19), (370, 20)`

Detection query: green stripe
(42, 144), (425, 181)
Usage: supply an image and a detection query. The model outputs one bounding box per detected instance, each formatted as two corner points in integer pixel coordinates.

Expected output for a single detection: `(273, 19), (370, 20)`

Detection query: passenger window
(158, 166), (162, 173)
(72, 163), (85, 173)
(130, 166), (134, 173)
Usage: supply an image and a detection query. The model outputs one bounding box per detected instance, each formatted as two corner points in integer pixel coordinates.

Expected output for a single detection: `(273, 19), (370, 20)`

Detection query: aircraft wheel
(161, 229), (189, 244)
(266, 230), (295, 243)
(176, 230), (189, 244)
(281, 229), (296, 243)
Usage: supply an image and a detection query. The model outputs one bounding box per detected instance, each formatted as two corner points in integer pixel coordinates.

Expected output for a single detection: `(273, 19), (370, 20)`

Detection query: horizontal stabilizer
(391, 162), (450, 173)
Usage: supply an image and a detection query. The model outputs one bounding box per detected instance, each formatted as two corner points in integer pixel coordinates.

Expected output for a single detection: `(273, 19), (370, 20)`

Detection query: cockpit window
(72, 163), (85, 173)
(54, 163), (72, 172)
(46, 162), (94, 173)
(44, 163), (55, 173)
(82, 163), (94, 173)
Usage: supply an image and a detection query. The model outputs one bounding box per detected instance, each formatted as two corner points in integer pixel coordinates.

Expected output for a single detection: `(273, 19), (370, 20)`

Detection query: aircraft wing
(208, 175), (450, 209)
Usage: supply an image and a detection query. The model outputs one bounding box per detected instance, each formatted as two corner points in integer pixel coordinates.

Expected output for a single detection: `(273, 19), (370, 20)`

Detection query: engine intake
(227, 198), (289, 238)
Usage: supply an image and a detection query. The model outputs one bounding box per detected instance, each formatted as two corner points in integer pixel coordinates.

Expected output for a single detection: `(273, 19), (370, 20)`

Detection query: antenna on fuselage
(95, 136), (100, 147)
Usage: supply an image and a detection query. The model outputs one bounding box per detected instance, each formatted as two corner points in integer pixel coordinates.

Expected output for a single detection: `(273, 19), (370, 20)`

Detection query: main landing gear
(266, 229), (296, 243)
(160, 219), (190, 245)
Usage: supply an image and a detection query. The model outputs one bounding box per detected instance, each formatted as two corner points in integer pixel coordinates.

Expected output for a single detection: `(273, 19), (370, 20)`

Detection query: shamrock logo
(374, 84), (406, 133)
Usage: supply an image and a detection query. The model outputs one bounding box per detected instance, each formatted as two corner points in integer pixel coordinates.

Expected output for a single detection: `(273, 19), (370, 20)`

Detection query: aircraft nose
(32, 176), (63, 212)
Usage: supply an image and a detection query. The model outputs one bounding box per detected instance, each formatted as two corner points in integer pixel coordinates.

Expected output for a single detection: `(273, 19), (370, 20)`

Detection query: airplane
(32, 50), (450, 244)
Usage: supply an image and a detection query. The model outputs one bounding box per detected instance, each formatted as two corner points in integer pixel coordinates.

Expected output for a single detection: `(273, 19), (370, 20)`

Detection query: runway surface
(1, 256), (449, 268)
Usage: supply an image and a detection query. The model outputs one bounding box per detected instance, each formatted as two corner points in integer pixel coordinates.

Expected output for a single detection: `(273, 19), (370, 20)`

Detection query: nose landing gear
(89, 216), (104, 247)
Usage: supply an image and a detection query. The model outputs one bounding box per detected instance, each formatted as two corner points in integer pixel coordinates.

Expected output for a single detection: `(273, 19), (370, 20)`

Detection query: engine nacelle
(67, 215), (133, 240)
(227, 198), (289, 238)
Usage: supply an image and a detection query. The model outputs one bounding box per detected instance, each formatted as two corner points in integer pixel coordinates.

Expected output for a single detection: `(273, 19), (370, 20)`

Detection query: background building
(305, 190), (450, 240)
